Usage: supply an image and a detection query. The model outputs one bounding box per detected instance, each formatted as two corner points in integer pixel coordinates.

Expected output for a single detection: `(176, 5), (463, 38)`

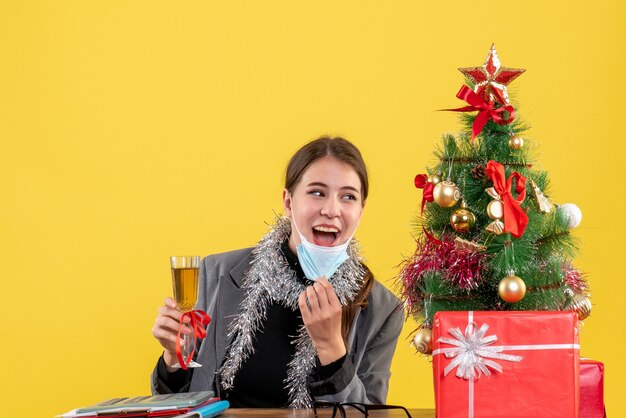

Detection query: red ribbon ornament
(485, 160), (528, 238)
(444, 85), (516, 142)
(414, 174), (443, 245)
(176, 309), (211, 370)
(414, 174), (435, 215)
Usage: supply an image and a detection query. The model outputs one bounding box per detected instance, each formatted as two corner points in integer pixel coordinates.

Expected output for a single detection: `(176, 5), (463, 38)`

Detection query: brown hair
(285, 136), (374, 344)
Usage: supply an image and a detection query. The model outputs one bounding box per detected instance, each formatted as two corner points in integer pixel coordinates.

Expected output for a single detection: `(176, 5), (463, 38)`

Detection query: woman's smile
(312, 224), (341, 246)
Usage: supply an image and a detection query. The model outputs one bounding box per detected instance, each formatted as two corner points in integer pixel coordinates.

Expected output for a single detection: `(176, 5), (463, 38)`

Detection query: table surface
(222, 408), (435, 417)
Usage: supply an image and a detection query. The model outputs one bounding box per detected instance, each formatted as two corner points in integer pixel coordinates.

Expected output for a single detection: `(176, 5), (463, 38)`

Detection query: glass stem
(183, 332), (193, 362)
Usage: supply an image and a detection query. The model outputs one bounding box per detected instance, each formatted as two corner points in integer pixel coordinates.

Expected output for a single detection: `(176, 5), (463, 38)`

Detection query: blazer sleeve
(309, 285), (404, 404)
(151, 355), (193, 394)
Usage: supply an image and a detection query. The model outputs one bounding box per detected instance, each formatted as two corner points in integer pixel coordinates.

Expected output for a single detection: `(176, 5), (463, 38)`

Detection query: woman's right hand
(152, 297), (191, 370)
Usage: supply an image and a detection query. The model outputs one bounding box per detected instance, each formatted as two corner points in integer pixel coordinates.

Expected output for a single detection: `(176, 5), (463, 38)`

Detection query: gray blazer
(151, 248), (403, 405)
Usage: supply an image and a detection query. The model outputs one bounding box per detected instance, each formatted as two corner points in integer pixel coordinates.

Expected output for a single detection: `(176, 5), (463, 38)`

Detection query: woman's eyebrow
(305, 182), (328, 188)
(341, 186), (360, 194)
(306, 182), (360, 194)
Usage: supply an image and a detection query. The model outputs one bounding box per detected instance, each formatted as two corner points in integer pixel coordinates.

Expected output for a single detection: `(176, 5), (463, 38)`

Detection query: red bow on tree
(444, 85), (516, 143)
(485, 160), (528, 238)
(414, 174), (434, 215)
(414, 174), (443, 245)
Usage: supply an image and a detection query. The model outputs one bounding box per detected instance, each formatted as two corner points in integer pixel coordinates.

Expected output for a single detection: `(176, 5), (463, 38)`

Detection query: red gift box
(580, 359), (605, 418)
(432, 311), (580, 418)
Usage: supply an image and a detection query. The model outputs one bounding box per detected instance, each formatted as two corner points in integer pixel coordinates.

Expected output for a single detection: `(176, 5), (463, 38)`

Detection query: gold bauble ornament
(486, 199), (504, 220)
(412, 328), (433, 355)
(508, 135), (524, 149)
(433, 180), (460, 208)
(450, 201), (476, 233)
(485, 187), (505, 234)
(498, 274), (526, 303)
(428, 174), (442, 185)
(570, 293), (592, 320)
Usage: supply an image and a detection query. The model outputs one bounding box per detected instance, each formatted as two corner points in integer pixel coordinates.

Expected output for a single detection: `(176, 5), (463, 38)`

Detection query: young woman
(151, 137), (403, 408)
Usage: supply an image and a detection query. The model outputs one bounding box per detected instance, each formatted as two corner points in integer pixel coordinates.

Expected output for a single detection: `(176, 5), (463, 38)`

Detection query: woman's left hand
(298, 276), (346, 365)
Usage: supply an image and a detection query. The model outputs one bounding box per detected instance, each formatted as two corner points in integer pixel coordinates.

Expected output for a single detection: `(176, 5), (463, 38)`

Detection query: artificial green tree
(399, 45), (590, 354)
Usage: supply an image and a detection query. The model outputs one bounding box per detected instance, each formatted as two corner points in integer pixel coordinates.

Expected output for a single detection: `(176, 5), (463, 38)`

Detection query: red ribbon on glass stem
(443, 85), (516, 142)
(176, 309), (211, 370)
(485, 160), (528, 238)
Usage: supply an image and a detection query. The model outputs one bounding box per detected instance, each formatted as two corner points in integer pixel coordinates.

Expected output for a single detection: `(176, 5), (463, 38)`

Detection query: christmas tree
(399, 45), (591, 355)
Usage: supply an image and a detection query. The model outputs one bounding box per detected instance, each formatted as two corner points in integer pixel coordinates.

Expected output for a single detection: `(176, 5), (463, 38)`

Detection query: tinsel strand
(439, 157), (533, 168)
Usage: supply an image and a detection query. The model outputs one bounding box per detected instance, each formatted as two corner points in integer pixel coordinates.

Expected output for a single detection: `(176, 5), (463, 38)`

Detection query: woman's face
(283, 156), (364, 252)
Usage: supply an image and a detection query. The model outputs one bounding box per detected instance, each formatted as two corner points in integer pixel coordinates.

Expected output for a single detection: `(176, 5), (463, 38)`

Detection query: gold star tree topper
(459, 44), (525, 105)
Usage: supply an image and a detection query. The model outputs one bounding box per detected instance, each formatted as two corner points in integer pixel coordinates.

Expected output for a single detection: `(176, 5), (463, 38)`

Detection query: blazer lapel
(190, 250), (253, 394)
(213, 251), (253, 371)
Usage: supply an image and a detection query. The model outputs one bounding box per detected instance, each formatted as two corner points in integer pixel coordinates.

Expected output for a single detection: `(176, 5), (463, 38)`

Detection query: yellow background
(1, 1), (624, 416)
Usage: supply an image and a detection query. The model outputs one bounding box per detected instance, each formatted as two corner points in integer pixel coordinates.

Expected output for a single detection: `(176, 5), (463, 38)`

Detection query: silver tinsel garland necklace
(218, 217), (365, 408)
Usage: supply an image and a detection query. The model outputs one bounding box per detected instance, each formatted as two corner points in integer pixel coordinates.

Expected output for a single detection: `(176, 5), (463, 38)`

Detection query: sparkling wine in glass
(170, 256), (201, 368)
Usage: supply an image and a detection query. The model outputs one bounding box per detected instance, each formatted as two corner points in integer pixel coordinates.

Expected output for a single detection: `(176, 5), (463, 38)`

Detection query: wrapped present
(432, 311), (580, 418)
(580, 359), (605, 418)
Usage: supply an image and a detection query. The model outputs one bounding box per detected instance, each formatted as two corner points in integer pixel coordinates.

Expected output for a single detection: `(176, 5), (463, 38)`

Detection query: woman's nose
(321, 198), (341, 218)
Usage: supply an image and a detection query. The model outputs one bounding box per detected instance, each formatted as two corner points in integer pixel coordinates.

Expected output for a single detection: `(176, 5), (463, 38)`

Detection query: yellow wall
(1, 1), (624, 416)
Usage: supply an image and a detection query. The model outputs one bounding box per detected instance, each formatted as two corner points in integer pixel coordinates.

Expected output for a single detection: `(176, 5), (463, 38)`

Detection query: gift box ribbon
(433, 311), (580, 418)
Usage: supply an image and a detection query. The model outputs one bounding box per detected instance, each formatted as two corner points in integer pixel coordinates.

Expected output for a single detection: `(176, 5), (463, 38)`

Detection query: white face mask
(290, 200), (358, 281)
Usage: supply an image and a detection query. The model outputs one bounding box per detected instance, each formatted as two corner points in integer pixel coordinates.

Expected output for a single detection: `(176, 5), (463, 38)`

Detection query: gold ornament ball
(450, 207), (476, 233)
(486, 199), (504, 220)
(570, 294), (592, 320)
(428, 174), (442, 185)
(508, 135), (524, 150)
(413, 328), (433, 355)
(498, 274), (526, 303)
(433, 180), (461, 208)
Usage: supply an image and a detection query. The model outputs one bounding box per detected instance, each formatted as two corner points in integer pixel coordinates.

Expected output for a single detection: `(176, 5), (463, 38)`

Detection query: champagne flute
(170, 256), (201, 368)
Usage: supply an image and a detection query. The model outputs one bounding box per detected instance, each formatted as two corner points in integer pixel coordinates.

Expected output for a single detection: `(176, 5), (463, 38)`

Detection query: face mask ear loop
(289, 194), (305, 244)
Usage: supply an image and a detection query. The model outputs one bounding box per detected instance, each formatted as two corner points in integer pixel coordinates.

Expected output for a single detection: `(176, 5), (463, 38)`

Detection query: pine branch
(438, 157), (533, 168)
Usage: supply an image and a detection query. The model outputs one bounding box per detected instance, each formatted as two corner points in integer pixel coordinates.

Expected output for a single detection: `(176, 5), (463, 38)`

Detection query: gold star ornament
(459, 44), (525, 105)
